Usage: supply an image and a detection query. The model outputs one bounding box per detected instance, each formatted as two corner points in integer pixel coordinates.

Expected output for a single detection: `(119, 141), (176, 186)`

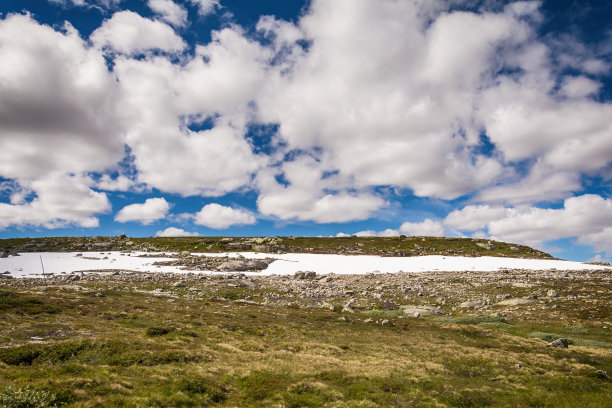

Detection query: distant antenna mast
(40, 255), (46, 279)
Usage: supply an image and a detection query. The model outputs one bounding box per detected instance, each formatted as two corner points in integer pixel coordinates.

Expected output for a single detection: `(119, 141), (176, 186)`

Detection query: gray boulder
(293, 271), (317, 279)
(459, 300), (486, 309)
(496, 298), (534, 306)
(547, 338), (568, 348)
(546, 289), (559, 298)
(400, 305), (445, 317)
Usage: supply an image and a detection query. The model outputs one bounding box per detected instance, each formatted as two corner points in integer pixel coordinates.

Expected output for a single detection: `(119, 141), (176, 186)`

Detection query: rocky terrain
(3, 266), (610, 329)
(150, 253), (277, 272)
(0, 235), (554, 259)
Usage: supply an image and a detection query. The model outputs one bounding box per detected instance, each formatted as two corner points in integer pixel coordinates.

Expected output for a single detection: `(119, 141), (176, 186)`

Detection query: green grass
(0, 284), (610, 407)
(0, 235), (554, 259)
(0, 291), (60, 315)
(529, 332), (612, 349)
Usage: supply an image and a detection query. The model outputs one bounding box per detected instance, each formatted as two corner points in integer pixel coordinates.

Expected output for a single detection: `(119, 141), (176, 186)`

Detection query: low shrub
(146, 327), (174, 336)
(0, 386), (59, 408)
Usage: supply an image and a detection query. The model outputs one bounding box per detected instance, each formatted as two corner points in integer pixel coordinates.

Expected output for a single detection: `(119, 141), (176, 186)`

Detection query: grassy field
(1, 276), (610, 407)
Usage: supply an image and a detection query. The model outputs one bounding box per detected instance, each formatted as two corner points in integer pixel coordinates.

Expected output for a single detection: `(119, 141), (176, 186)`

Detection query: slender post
(40, 255), (46, 279)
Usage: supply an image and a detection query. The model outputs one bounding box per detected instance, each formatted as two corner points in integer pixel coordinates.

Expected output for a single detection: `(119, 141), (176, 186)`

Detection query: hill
(0, 235), (554, 259)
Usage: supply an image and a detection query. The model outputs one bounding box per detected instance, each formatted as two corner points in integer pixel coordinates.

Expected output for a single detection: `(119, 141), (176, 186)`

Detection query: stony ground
(1, 265), (610, 407)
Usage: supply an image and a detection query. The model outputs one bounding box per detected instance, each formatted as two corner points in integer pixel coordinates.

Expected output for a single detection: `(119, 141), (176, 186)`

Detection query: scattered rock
(293, 271), (317, 279)
(380, 300), (397, 310)
(235, 299), (260, 305)
(61, 285), (93, 293)
(343, 299), (355, 313)
(495, 294), (511, 300)
(459, 300), (485, 309)
(546, 289), (559, 298)
(476, 241), (497, 250)
(400, 305), (445, 317)
(595, 370), (609, 380)
(547, 338), (568, 348)
(496, 298), (535, 306)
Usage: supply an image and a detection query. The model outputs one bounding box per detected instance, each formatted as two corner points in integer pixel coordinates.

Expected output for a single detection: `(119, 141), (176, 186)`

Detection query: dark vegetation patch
(0, 291), (59, 315)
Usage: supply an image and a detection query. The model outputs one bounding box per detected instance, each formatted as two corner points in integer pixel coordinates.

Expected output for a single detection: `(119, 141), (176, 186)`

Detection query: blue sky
(0, 0), (611, 262)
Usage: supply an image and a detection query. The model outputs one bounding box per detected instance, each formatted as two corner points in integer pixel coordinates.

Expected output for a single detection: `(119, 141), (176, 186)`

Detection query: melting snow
(0, 251), (609, 278)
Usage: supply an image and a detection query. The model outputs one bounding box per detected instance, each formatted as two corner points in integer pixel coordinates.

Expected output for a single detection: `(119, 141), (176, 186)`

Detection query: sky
(0, 0), (611, 262)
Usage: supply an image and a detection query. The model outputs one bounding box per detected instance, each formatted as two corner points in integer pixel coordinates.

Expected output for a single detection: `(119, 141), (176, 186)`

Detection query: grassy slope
(0, 236), (554, 259)
(0, 283), (610, 407)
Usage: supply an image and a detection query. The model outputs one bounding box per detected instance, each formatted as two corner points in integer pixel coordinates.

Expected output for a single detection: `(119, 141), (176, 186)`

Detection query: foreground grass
(0, 285), (610, 407)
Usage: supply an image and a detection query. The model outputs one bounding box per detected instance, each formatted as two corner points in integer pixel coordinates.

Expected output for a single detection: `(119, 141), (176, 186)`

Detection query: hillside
(0, 235), (554, 259)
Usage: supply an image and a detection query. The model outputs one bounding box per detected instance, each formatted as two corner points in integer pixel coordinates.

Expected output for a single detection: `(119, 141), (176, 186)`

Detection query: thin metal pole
(40, 255), (45, 278)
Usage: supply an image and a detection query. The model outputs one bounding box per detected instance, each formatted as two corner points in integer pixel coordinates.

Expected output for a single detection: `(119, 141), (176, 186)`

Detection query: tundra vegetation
(0, 237), (610, 407)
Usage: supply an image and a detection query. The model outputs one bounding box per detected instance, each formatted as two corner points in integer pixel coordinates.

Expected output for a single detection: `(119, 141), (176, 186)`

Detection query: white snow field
(0, 251), (609, 278)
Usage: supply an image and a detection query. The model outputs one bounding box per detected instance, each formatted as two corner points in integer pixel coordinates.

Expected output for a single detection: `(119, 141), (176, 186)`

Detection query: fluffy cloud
(477, 163), (582, 205)
(48, 0), (121, 8)
(189, 0), (220, 16)
(487, 195), (612, 245)
(445, 205), (508, 231)
(0, 14), (122, 180)
(0, 14), (119, 230)
(255, 0), (534, 200)
(255, 0), (611, 207)
(115, 198), (170, 224)
(193, 203), (256, 229)
(399, 219), (445, 237)
(3, 1), (612, 239)
(578, 228), (612, 256)
(255, 157), (387, 223)
(112, 27), (269, 196)
(156, 227), (199, 237)
(0, 174), (111, 229)
(353, 229), (400, 237)
(340, 219), (446, 238)
(447, 195), (612, 252)
(91, 11), (185, 55)
(148, 0), (188, 28)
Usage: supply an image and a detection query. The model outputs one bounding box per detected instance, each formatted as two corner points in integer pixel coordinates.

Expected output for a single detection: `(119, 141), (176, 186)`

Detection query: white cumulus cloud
(148, 0), (188, 28)
(193, 203), (256, 229)
(0, 174), (111, 229)
(446, 195), (612, 254)
(156, 227), (199, 237)
(91, 11), (185, 55)
(189, 0), (220, 16)
(399, 219), (445, 237)
(112, 27), (269, 196)
(0, 14), (123, 180)
(444, 205), (508, 231)
(115, 197), (170, 224)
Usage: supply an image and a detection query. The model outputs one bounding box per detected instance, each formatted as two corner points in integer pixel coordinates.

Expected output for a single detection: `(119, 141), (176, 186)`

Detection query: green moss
(435, 314), (507, 325)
